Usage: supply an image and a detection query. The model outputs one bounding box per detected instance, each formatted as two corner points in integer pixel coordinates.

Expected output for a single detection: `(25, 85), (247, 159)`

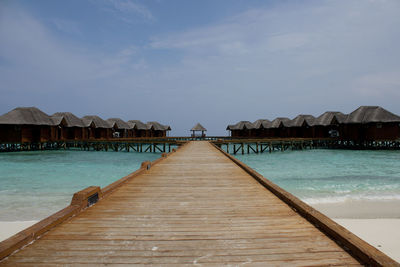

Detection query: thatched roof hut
(226, 121), (255, 131)
(82, 115), (111, 139)
(0, 107), (55, 126)
(191, 123), (207, 132)
(146, 121), (170, 137)
(341, 106), (400, 141)
(226, 121), (255, 138)
(253, 119), (272, 129)
(345, 106), (400, 124)
(51, 112), (86, 140)
(82, 115), (111, 128)
(290, 115), (315, 127)
(106, 118), (131, 129)
(191, 123), (206, 137)
(313, 112), (347, 126)
(52, 112), (86, 127)
(0, 107), (58, 143)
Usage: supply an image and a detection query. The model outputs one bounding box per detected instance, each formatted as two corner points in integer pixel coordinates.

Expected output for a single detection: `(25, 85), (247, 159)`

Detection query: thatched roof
(0, 107), (56, 126)
(127, 120), (148, 130)
(270, 117), (291, 128)
(147, 121), (170, 131)
(226, 121), (255, 131)
(313, 111), (347, 126)
(253, 119), (272, 129)
(107, 118), (131, 130)
(290, 115), (315, 127)
(51, 116), (64, 126)
(191, 123), (207, 131)
(345, 106), (400, 124)
(82, 115), (111, 128)
(52, 112), (86, 127)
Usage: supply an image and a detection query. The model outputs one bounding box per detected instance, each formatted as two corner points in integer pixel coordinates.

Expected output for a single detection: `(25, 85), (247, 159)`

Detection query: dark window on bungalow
(377, 123), (382, 129)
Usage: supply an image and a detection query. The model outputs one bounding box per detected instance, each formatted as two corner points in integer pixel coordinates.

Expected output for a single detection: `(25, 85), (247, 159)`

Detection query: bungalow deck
(2, 137), (400, 152)
(0, 141), (397, 266)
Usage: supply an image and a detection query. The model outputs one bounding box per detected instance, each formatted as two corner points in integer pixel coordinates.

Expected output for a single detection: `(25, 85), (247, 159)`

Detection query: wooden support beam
(144, 144), (151, 152)
(248, 144), (257, 154)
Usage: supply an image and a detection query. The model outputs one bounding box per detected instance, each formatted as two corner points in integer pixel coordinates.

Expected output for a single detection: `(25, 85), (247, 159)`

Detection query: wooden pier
(0, 141), (397, 266)
(213, 138), (400, 154)
(0, 139), (184, 153)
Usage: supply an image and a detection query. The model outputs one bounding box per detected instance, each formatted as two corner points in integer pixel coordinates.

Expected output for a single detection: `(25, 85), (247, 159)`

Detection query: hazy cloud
(1, 1), (400, 135)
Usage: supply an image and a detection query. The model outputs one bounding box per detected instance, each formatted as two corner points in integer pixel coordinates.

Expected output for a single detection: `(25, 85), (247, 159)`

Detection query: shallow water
(232, 149), (400, 205)
(0, 150), (161, 221)
(2, 147), (400, 221)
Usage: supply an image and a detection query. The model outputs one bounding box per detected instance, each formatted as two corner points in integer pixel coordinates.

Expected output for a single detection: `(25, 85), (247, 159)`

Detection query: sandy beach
(334, 219), (400, 262)
(311, 200), (400, 262)
(0, 221), (37, 242)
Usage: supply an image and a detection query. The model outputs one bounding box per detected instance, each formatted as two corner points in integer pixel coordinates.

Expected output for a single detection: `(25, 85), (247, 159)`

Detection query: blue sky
(1, 0), (400, 135)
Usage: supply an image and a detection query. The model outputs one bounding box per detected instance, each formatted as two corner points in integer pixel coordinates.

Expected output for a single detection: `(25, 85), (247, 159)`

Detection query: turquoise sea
(0, 150), (161, 221)
(233, 149), (400, 205)
(1, 148), (400, 221)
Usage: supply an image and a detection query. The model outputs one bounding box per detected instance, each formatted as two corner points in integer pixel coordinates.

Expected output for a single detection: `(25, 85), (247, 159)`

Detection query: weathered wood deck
(0, 141), (397, 266)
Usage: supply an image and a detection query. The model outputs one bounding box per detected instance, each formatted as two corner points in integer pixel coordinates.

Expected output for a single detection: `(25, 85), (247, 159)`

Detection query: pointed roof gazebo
(191, 123), (207, 137)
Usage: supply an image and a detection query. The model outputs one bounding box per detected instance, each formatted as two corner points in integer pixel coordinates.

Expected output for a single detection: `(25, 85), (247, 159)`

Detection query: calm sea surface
(0, 150), (161, 221)
(1, 148), (400, 221)
(233, 149), (400, 205)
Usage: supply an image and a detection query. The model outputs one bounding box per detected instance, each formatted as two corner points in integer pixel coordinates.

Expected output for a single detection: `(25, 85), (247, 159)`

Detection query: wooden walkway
(0, 141), (395, 266)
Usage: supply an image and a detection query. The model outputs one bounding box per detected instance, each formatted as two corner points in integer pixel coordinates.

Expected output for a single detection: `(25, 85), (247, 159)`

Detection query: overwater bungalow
(253, 119), (272, 138)
(342, 106), (400, 141)
(270, 117), (291, 138)
(312, 111), (347, 138)
(52, 112), (86, 140)
(82, 115), (112, 139)
(226, 121), (255, 138)
(0, 107), (57, 143)
(288, 115), (315, 138)
(146, 121), (170, 137)
(107, 118), (132, 138)
(127, 120), (148, 137)
(191, 123), (207, 137)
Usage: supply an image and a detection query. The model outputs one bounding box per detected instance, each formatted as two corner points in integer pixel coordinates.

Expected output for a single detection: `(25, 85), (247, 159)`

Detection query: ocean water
(0, 150), (161, 221)
(233, 149), (400, 205)
(2, 147), (400, 221)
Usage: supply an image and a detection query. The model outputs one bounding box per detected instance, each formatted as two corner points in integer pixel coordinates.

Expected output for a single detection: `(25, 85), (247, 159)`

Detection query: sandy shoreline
(311, 199), (400, 262)
(0, 221), (37, 242)
(333, 219), (400, 262)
